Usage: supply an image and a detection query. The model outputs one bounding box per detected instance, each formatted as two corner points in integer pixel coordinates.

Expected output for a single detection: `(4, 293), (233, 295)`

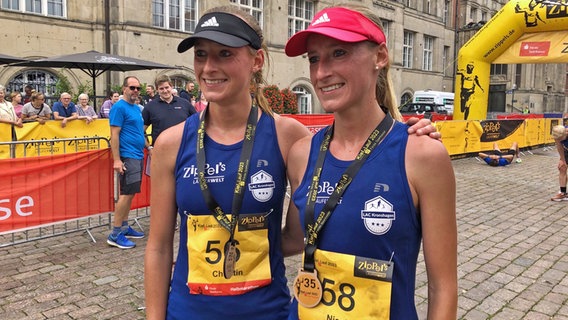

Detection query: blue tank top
(168, 112), (290, 320)
(290, 121), (421, 320)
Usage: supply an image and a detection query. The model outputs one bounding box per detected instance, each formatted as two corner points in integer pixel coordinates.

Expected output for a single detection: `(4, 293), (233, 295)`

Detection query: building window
(490, 64), (508, 75)
(6, 70), (59, 105)
(515, 64), (522, 88)
(230, 0), (263, 28)
(292, 86), (311, 114)
(288, 0), (313, 39)
(470, 6), (477, 21)
(1, 0), (65, 17)
(423, 0), (431, 14)
(400, 92), (413, 107)
(443, 46), (451, 76)
(403, 31), (414, 68)
(443, 0), (449, 24)
(381, 20), (391, 48)
(481, 10), (487, 22)
(423, 36), (433, 71)
(152, 0), (197, 32)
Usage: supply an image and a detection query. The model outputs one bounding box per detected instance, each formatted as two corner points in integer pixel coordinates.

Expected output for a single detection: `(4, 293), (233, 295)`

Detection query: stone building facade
(0, 0), (565, 114)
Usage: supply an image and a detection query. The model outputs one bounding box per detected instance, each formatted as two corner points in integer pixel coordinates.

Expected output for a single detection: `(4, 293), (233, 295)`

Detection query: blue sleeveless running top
(168, 112), (290, 320)
(289, 121), (421, 320)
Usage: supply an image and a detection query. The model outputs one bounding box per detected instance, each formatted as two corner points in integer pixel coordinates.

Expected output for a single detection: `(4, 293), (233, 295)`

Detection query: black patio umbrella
(0, 53), (28, 65)
(13, 50), (175, 107)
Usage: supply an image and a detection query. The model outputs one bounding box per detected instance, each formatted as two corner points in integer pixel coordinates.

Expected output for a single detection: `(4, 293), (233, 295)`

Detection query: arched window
(400, 92), (413, 107)
(7, 70), (59, 105)
(292, 86), (312, 114)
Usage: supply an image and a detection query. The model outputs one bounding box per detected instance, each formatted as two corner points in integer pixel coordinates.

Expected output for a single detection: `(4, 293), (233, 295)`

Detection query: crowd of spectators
(0, 82), (199, 128)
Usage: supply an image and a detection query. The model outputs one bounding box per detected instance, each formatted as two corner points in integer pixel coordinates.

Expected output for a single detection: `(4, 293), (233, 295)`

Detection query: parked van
(413, 90), (454, 115)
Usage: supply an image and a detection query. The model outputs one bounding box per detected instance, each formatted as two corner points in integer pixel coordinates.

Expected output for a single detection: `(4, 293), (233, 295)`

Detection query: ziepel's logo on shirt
(360, 196), (396, 235)
(248, 170), (275, 202)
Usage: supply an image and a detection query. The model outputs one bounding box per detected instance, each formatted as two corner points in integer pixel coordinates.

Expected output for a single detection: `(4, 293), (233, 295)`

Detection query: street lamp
(511, 83), (517, 111)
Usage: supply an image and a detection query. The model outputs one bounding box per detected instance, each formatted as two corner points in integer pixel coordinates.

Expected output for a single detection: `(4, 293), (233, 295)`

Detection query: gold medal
(223, 241), (237, 279)
(293, 268), (323, 308)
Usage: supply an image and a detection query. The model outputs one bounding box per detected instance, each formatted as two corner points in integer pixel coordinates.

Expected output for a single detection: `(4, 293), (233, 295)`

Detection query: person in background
(550, 124), (568, 201)
(142, 84), (156, 105)
(478, 142), (519, 167)
(193, 91), (208, 112)
(142, 74), (196, 148)
(0, 85), (23, 128)
(52, 92), (78, 128)
(135, 96), (144, 111)
(107, 76), (146, 249)
(21, 91), (52, 124)
(9, 91), (24, 118)
(143, 5), (441, 320)
(284, 4), (457, 319)
(171, 88), (179, 97)
(179, 81), (195, 104)
(99, 91), (119, 119)
(76, 93), (98, 124)
(22, 85), (33, 104)
(523, 106), (530, 114)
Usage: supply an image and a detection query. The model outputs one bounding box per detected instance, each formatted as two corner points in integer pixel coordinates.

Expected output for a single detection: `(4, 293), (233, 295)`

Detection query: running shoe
(124, 226), (145, 239)
(550, 192), (568, 202)
(107, 233), (136, 249)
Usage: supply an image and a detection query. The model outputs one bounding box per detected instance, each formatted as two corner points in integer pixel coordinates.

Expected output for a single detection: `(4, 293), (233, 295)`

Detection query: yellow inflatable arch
(454, 0), (568, 120)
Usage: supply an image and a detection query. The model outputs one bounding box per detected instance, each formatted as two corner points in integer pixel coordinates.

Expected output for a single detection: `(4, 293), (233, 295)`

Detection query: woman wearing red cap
(145, 5), (441, 320)
(285, 4), (457, 320)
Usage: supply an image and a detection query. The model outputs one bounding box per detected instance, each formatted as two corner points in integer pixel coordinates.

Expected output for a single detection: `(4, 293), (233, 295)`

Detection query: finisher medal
(293, 269), (323, 308)
(223, 241), (237, 279)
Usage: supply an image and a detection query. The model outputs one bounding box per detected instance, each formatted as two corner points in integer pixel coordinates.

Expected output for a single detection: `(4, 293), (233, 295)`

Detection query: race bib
(186, 213), (272, 296)
(297, 249), (393, 320)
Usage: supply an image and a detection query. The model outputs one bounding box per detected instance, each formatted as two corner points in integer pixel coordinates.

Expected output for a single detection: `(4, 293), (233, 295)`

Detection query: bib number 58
(321, 278), (356, 312)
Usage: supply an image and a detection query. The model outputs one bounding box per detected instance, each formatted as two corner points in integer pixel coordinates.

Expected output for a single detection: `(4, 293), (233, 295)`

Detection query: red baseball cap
(285, 7), (386, 57)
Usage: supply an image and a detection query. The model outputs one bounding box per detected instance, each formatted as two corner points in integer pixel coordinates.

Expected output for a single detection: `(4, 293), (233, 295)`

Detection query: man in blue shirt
(108, 76), (146, 249)
(52, 92), (78, 128)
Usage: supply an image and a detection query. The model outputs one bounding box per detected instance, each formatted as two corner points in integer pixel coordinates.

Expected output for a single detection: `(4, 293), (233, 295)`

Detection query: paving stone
(1, 148), (567, 319)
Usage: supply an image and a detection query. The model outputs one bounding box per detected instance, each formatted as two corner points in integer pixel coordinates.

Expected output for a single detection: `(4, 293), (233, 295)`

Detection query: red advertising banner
(0, 149), (114, 233)
(282, 114), (334, 133)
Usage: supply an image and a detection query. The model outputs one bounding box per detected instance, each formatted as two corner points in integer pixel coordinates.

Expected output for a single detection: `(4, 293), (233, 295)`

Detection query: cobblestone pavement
(1, 147), (568, 319)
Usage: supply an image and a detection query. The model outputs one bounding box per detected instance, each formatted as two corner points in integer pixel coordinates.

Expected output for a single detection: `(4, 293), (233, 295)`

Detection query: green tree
(54, 69), (73, 98)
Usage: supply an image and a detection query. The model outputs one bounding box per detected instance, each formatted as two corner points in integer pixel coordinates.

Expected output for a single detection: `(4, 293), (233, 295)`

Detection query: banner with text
(0, 149), (114, 233)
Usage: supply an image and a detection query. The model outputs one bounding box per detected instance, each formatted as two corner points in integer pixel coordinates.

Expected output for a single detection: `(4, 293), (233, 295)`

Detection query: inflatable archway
(454, 0), (568, 120)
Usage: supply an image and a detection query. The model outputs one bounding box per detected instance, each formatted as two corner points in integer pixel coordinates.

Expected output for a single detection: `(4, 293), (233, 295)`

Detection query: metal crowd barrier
(0, 137), (149, 247)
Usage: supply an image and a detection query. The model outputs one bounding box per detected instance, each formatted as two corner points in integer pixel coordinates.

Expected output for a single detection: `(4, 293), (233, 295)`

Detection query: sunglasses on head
(129, 86), (141, 91)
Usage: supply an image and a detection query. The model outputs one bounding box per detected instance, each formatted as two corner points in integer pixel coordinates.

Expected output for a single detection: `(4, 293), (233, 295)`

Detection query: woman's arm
(406, 135), (457, 319)
(275, 115), (311, 256)
(282, 136), (312, 256)
(144, 123), (183, 319)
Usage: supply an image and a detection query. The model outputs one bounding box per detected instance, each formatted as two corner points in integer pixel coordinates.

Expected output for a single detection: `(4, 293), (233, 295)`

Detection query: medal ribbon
(196, 105), (258, 242)
(302, 113), (394, 272)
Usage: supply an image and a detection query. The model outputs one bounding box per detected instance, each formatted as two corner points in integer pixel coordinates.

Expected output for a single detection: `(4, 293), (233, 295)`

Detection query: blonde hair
(332, 3), (401, 121)
(552, 125), (567, 140)
(204, 6), (273, 117)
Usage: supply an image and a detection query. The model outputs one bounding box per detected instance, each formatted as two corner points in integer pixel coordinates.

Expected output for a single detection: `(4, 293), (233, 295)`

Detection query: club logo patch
(361, 196), (395, 235)
(248, 170), (275, 202)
